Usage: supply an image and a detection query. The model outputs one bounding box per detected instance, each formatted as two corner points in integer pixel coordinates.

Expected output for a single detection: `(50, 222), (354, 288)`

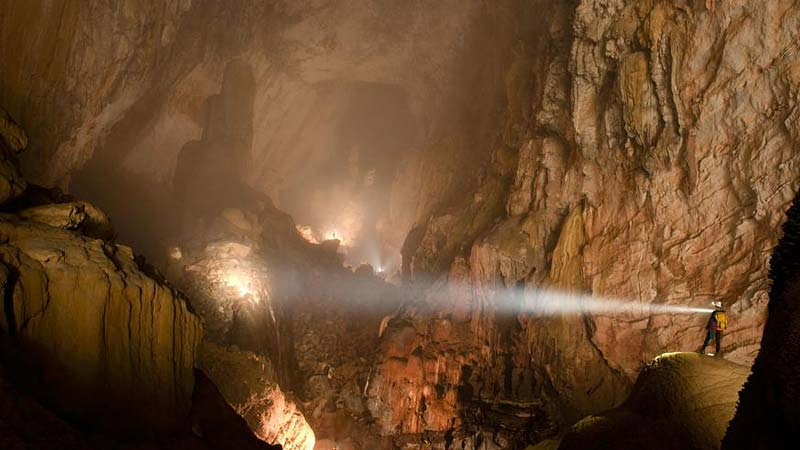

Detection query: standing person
(698, 301), (728, 357)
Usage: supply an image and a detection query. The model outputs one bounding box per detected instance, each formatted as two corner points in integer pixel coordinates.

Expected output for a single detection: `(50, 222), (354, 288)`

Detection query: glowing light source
(324, 229), (341, 241)
(221, 269), (257, 301)
(168, 246), (183, 260)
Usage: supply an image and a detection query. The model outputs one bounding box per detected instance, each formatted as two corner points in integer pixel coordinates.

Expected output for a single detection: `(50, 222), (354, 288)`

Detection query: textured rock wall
(200, 343), (315, 450)
(371, 0), (800, 446)
(0, 0), (195, 184)
(0, 213), (202, 431)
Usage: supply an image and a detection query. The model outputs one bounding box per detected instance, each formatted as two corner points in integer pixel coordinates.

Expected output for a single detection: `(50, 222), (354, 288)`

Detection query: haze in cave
(1, 1), (799, 450)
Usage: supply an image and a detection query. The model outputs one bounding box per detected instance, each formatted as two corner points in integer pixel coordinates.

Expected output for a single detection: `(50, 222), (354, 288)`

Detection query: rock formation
(0, 108), (26, 204)
(0, 108), (201, 432)
(371, 1), (800, 446)
(201, 343), (315, 450)
(559, 352), (749, 450)
(0, 217), (201, 431)
(0, 106), (284, 449)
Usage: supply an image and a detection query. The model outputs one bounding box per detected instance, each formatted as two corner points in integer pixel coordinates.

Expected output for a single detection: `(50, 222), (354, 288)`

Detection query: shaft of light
(519, 288), (715, 316)
(266, 265), (716, 317)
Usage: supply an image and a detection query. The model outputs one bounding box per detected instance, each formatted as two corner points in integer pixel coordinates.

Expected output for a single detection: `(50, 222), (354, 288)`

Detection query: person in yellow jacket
(699, 301), (728, 357)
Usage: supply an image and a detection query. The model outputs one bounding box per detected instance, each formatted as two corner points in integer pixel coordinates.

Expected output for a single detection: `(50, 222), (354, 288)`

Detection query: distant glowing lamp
(222, 271), (256, 300)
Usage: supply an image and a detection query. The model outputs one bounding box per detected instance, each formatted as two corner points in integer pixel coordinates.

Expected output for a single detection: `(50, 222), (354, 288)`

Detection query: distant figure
(699, 301), (728, 357)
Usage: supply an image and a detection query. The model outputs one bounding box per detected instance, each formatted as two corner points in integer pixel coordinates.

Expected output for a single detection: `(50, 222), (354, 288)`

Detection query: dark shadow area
(722, 186), (800, 450)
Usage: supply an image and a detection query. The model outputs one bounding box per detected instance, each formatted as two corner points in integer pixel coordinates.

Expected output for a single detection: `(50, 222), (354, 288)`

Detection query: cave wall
(371, 0), (800, 446)
(0, 0), (533, 266)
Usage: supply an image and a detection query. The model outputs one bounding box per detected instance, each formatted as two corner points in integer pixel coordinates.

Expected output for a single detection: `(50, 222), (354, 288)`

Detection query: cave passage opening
(275, 80), (418, 272)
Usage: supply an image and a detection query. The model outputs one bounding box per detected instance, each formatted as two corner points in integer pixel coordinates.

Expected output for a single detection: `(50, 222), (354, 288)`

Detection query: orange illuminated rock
(200, 343), (315, 450)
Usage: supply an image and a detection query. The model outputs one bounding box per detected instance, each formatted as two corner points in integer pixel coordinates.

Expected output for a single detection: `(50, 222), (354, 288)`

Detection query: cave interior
(0, 1), (799, 450)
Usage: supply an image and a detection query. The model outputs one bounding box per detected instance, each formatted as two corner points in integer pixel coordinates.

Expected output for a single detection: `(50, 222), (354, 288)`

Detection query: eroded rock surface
(0, 217), (201, 431)
(0, 108), (282, 449)
(0, 106), (26, 204)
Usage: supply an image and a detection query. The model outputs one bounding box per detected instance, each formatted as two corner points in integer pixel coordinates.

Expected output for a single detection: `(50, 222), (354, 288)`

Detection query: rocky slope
(558, 352), (749, 450)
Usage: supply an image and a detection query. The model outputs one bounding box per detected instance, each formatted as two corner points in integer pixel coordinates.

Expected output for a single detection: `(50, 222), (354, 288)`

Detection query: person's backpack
(715, 311), (728, 331)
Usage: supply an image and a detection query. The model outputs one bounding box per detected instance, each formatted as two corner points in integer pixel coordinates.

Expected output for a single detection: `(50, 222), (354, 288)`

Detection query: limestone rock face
(3, 0), (800, 448)
(0, 107), (28, 152)
(0, 106), (279, 448)
(368, 0), (800, 446)
(0, 217), (202, 432)
(560, 0), (800, 377)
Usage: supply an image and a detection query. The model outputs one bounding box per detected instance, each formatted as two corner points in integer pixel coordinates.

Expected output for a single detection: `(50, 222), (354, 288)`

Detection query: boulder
(17, 201), (114, 240)
(559, 353), (749, 450)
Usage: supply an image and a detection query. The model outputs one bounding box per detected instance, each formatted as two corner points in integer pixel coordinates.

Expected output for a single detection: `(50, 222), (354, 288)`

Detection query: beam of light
(517, 288), (715, 316)
(265, 263), (717, 320)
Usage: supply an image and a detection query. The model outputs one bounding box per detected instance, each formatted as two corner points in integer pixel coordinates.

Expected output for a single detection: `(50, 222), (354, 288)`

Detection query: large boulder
(559, 353), (749, 450)
(0, 217), (202, 432)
